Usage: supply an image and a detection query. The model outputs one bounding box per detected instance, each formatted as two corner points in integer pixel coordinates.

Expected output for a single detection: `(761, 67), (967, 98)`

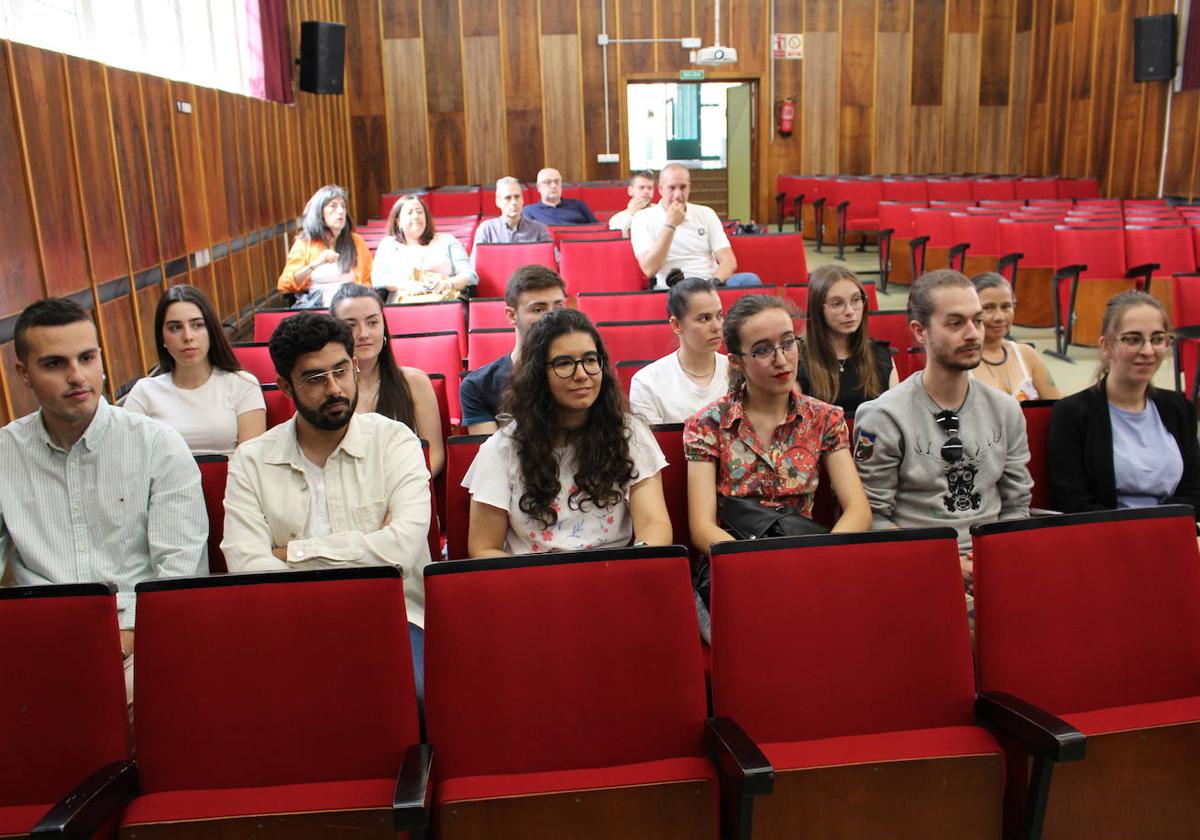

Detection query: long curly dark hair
(501, 308), (636, 529)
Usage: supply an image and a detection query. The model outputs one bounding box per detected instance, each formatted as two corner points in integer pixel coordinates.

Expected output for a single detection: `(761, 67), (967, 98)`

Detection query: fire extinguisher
(776, 98), (795, 138)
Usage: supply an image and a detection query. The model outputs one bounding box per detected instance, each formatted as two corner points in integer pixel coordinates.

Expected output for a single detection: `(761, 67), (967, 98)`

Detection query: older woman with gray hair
(278, 184), (373, 306)
(970, 272), (1060, 401)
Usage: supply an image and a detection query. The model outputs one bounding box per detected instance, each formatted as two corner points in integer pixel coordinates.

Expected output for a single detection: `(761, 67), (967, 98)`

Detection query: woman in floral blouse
(684, 294), (872, 555)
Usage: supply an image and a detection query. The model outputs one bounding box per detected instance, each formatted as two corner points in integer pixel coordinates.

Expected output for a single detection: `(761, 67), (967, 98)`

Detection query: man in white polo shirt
(630, 163), (762, 290)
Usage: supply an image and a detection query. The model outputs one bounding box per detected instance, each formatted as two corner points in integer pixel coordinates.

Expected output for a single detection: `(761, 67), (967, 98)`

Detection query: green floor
(803, 240), (1178, 398)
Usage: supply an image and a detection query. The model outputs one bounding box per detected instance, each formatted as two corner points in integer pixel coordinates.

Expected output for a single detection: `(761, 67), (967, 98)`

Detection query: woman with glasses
(125, 285), (265, 455)
(278, 185), (372, 307)
(1048, 291), (1200, 519)
(684, 295), (871, 556)
(329, 284), (445, 477)
(969, 273), (1060, 401)
(463, 308), (672, 557)
(629, 276), (729, 424)
(798, 265), (897, 414)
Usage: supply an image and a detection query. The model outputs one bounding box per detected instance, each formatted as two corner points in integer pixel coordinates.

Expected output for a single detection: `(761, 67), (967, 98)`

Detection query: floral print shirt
(684, 389), (848, 517)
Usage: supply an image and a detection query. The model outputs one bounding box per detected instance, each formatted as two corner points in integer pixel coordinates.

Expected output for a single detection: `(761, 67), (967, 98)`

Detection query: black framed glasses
(547, 353), (604, 379)
(935, 409), (963, 462)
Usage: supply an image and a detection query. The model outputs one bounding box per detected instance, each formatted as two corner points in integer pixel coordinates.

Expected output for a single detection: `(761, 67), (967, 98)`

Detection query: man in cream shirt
(222, 312), (431, 696)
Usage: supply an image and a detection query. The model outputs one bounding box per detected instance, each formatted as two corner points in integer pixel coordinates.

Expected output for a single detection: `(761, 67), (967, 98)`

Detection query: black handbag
(717, 495), (831, 541)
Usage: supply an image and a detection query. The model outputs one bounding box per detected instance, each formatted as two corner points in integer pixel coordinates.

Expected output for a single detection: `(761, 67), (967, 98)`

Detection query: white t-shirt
(463, 417), (668, 555)
(630, 202), (731, 289)
(124, 368), (265, 456)
(629, 351), (730, 425)
(297, 448), (333, 539)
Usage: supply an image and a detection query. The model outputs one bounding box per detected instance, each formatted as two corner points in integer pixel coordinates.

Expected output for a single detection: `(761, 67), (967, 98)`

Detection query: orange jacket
(277, 233), (373, 293)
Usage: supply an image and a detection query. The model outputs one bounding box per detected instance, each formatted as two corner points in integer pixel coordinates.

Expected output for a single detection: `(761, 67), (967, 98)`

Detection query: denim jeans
(409, 622), (424, 708)
(723, 272), (764, 287)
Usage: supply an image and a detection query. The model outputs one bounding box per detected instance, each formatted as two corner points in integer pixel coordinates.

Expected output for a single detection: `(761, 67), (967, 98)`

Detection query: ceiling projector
(693, 45), (738, 65)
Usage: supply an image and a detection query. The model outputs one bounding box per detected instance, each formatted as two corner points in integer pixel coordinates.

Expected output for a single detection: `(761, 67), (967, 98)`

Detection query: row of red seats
(9, 504), (1196, 837)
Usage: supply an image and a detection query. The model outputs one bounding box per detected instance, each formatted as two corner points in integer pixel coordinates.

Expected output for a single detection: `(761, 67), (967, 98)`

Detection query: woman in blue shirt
(1048, 291), (1200, 519)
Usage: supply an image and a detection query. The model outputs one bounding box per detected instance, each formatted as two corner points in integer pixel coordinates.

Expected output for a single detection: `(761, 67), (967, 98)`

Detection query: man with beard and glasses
(852, 270), (1032, 592)
(222, 312), (432, 694)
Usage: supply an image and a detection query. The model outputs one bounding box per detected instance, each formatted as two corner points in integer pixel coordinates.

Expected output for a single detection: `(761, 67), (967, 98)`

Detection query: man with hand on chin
(852, 270), (1032, 592)
(222, 312), (431, 692)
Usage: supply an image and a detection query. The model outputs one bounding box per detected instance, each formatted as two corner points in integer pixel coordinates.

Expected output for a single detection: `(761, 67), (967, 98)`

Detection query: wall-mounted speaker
(298, 21), (346, 94)
(1133, 14), (1176, 82)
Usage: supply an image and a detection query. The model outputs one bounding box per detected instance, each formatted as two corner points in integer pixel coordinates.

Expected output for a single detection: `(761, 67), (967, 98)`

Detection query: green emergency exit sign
(679, 69), (705, 81)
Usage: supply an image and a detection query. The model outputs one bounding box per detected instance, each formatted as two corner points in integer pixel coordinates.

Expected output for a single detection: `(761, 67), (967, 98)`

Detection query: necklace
(980, 344), (1009, 366)
(837, 358), (847, 373)
(678, 351), (716, 379)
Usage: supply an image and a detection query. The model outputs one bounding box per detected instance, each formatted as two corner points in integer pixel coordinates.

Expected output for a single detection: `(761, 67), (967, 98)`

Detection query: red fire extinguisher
(776, 98), (795, 138)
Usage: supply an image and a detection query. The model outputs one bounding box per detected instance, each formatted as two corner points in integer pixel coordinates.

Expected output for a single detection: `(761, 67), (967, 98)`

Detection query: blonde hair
(1096, 290), (1170, 382)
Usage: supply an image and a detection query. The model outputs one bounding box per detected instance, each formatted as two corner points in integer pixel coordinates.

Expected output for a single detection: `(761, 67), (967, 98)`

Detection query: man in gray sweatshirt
(854, 270), (1032, 588)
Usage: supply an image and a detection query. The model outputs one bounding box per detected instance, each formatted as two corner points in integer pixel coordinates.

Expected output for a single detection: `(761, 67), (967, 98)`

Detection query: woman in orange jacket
(278, 184), (372, 306)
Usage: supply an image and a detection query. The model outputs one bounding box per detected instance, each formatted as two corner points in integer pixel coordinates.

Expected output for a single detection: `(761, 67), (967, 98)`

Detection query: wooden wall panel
(616, 0), (653, 74)
(873, 31), (910, 173)
(108, 68), (159, 272)
(464, 36), (508, 184)
(10, 44), (87, 296)
(0, 44), (44, 317)
(2, 344), (40, 419)
(910, 0), (946, 107)
(195, 87), (230, 247)
(910, 106), (942, 173)
(943, 33), (980, 171)
(1008, 29), (1032, 173)
(541, 35), (585, 181)
(141, 76), (185, 261)
(383, 38), (430, 188)
(579, 0), (621, 181)
(976, 106), (1008, 172)
(656, 0), (692, 72)
(802, 33), (839, 174)
(136, 282), (162, 374)
(839, 0), (875, 175)
(1164, 90), (1200, 199)
(98, 297), (141, 390)
(502, 0), (544, 179)
(171, 83), (208, 254)
(731, 0), (768, 74)
(219, 93), (247, 237)
(765, 0), (804, 191)
(978, 0), (1012, 107)
(1043, 21), (1072, 174)
(422, 0), (467, 185)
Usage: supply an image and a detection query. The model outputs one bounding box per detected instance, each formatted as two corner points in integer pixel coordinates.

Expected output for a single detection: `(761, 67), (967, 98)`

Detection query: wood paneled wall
(346, 0), (1198, 226)
(1164, 88), (1200, 200)
(0, 0), (351, 423)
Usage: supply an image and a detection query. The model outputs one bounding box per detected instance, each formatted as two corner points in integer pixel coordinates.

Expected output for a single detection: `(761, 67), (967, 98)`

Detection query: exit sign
(679, 69), (705, 81)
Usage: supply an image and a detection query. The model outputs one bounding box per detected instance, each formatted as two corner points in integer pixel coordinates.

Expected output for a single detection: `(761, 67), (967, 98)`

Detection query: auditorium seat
(881, 176), (929, 204)
(716, 284), (776, 312)
(728, 233), (808, 285)
(383, 301), (468, 361)
(423, 545), (769, 840)
(925, 178), (974, 203)
(1056, 177), (1100, 199)
(579, 182), (630, 214)
(834, 178), (882, 260)
(971, 178), (1017, 202)
(428, 185), (483, 217)
(803, 176), (835, 244)
(972, 507), (1200, 839)
(651, 424), (691, 555)
(2, 583), (133, 839)
(1014, 177), (1060, 201)
(1052, 225), (1145, 352)
(467, 297), (511, 330)
(710, 529), (1008, 838)
(123, 567), (430, 837)
(253, 308), (295, 342)
(997, 218), (1059, 328)
(466, 328), (514, 371)
(615, 359), (649, 396)
(473, 242), (557, 298)
(559, 237), (647, 295)
(877, 201), (923, 290)
(774, 174), (805, 231)
(426, 373), (452, 445)
(548, 224), (610, 249)
(780, 283), (808, 313)
(1124, 225), (1199, 321)
(576, 290), (668, 323)
(597, 320), (680, 366)
(195, 455), (229, 574)
(867, 310), (919, 379)
(444, 434), (487, 560)
(391, 331), (464, 424)
(232, 342), (276, 385)
(950, 211), (1004, 278)
(1019, 399), (1056, 511)
(910, 208), (967, 276)
(260, 384), (295, 429)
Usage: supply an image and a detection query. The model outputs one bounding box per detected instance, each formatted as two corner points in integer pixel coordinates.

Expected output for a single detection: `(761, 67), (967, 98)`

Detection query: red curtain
(1184, 0), (1200, 90)
(248, 0), (294, 104)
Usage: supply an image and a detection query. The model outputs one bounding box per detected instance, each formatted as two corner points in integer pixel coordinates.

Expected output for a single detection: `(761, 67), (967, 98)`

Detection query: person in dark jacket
(1048, 291), (1200, 520)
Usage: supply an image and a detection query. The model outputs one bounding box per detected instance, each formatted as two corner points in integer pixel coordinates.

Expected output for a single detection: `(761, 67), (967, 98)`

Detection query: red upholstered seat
(466, 328), (514, 370)
(428, 186), (483, 217)
(834, 178), (883, 260)
(444, 434), (486, 560)
(559, 237), (646, 295)
(1014, 177), (1060, 200)
(473, 242), (557, 298)
(232, 342), (276, 384)
(195, 455), (229, 573)
(1052, 225), (1138, 350)
(971, 178), (1017, 201)
(466, 297), (510, 330)
(1057, 177), (1100, 199)
(596, 320), (679, 366)
(253, 308), (295, 342)
(423, 547), (730, 838)
(0, 583), (132, 838)
(576, 290), (668, 322)
(866, 310), (919, 379)
(710, 528), (1003, 837)
(881, 177), (928, 204)
(651, 424), (691, 555)
(1020, 399), (1055, 510)
(383, 300), (467, 360)
(615, 359), (648, 396)
(579, 182), (630, 213)
(260, 384), (295, 428)
(125, 567), (427, 834)
(391, 330), (464, 424)
(1062, 695), (1200, 737)
(728, 233), (808, 285)
(926, 178), (974, 202)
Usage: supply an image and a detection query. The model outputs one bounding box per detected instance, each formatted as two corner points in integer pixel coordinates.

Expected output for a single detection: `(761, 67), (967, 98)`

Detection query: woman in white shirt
(464, 308), (672, 557)
(372, 194), (477, 303)
(125, 285), (266, 455)
(628, 276), (729, 424)
(329, 283), (445, 477)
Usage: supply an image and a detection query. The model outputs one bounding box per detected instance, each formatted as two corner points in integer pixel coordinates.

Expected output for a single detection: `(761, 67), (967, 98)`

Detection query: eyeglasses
(1116, 332), (1173, 351)
(823, 295), (866, 314)
(547, 353), (603, 379)
(297, 365), (357, 391)
(741, 337), (799, 363)
(935, 410), (963, 463)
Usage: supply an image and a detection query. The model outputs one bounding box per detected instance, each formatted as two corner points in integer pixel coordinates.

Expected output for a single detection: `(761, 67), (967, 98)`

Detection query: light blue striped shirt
(0, 398), (207, 628)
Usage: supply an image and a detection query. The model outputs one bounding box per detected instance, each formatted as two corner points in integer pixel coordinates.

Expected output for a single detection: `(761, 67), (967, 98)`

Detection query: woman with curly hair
(278, 184), (373, 306)
(463, 308), (672, 557)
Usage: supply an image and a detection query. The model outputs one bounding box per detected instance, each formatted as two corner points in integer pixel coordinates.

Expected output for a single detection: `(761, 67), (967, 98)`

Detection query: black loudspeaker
(298, 21), (346, 94)
(1133, 14), (1176, 82)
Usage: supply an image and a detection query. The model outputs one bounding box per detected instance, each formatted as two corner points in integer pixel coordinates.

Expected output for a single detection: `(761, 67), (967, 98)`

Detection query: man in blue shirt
(523, 167), (599, 226)
(460, 265), (567, 433)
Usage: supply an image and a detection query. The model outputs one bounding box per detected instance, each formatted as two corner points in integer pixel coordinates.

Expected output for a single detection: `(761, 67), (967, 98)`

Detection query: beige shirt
(221, 412), (432, 626)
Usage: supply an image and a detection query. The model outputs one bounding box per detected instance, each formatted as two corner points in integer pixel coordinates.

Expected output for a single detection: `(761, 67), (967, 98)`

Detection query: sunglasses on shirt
(935, 410), (963, 463)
